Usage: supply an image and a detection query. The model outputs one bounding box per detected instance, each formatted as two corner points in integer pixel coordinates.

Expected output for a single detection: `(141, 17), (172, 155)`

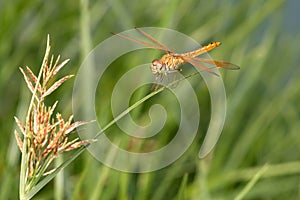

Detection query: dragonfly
(113, 28), (239, 90)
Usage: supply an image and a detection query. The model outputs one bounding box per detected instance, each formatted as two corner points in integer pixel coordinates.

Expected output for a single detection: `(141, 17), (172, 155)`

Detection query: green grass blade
(234, 164), (269, 200)
(176, 173), (188, 200)
(22, 72), (199, 199)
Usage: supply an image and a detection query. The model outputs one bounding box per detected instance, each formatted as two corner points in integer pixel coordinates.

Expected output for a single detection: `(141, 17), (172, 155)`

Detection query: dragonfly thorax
(151, 55), (182, 75)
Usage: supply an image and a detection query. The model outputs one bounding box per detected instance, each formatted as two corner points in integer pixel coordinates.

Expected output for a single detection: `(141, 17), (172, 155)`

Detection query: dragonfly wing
(112, 32), (170, 53)
(190, 57), (240, 70)
(135, 27), (175, 53)
(181, 56), (219, 76)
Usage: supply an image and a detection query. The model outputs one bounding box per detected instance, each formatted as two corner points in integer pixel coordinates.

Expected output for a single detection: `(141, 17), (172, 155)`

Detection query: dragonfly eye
(150, 59), (163, 74)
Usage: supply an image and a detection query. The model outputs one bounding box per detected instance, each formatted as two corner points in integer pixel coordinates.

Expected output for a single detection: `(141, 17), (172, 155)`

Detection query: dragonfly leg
(151, 74), (164, 91)
(168, 69), (182, 89)
(156, 74), (165, 90)
(173, 69), (182, 88)
(165, 72), (169, 83)
(151, 76), (158, 91)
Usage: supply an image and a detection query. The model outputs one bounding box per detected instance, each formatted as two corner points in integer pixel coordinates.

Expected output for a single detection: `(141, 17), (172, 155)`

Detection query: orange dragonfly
(113, 28), (239, 90)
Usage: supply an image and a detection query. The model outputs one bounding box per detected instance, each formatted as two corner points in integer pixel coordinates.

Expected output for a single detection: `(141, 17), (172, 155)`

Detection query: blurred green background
(1, 0), (300, 199)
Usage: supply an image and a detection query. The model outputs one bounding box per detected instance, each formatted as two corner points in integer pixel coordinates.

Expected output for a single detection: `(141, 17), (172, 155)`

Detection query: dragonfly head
(151, 59), (164, 74)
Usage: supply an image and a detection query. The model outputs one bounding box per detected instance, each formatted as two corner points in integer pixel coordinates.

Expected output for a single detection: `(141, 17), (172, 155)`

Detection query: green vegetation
(1, 0), (299, 199)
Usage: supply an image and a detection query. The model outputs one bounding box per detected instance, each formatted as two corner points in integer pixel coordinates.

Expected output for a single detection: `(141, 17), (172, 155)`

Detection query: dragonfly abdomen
(183, 42), (221, 58)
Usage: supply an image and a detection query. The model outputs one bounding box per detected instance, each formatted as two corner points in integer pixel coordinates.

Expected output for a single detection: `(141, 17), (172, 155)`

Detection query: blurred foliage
(1, 0), (300, 199)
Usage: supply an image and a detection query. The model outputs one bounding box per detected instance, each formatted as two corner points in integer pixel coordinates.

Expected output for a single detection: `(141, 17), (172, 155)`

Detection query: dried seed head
(15, 36), (94, 192)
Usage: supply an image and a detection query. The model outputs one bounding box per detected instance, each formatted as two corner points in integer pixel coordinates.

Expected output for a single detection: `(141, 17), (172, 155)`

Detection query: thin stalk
(20, 35), (51, 199)
(234, 164), (269, 200)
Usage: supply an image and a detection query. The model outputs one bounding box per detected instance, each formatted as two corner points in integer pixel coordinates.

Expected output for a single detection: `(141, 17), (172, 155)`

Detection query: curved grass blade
(23, 71), (200, 199)
(234, 164), (269, 200)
